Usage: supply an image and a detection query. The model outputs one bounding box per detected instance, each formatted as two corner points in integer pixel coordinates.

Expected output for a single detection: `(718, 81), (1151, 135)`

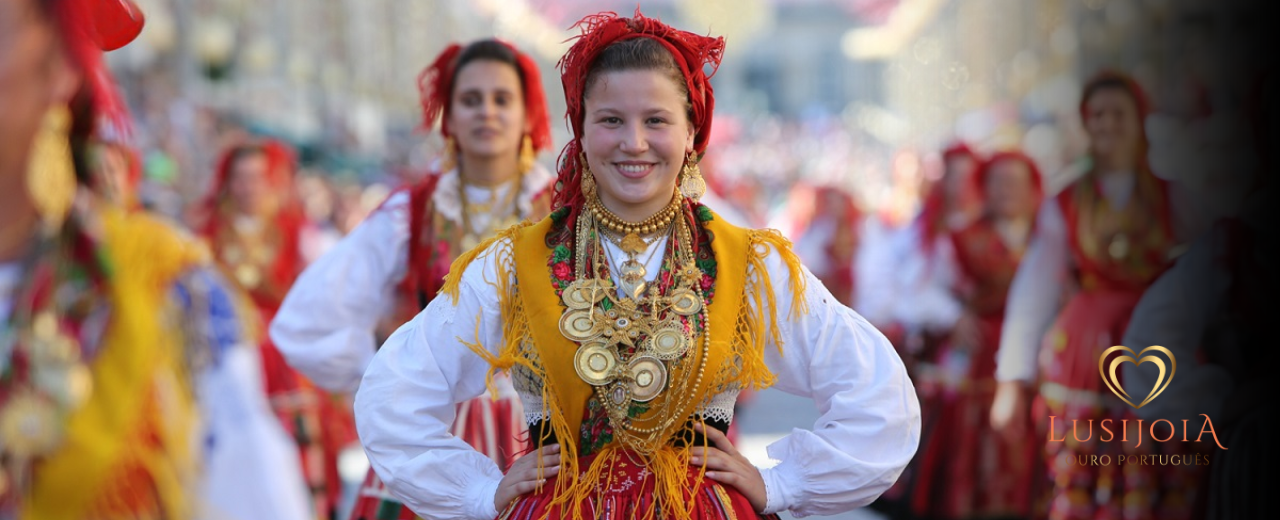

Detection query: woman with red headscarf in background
(991, 71), (1201, 520)
(355, 10), (918, 520)
(794, 185), (863, 306)
(201, 139), (352, 519)
(270, 38), (556, 520)
(910, 151), (1043, 520)
(890, 142), (983, 368)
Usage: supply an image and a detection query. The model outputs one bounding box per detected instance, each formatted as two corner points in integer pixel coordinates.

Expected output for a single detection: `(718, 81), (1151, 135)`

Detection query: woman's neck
(1094, 151), (1139, 177)
(458, 153), (519, 188)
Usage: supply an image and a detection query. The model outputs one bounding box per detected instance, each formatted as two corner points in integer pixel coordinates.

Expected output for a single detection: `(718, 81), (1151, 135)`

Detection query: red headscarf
(200, 139), (307, 298)
(417, 39), (552, 152)
(974, 150), (1044, 203)
(918, 140), (982, 251)
(48, 0), (144, 134)
(551, 10), (726, 223)
(1079, 69), (1152, 123)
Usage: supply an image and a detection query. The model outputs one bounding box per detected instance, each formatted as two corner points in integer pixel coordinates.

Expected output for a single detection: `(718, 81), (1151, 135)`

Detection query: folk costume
(1, 2), (211, 518)
(910, 152), (1044, 520)
(355, 11), (920, 520)
(201, 140), (354, 520)
(269, 40), (555, 520)
(996, 72), (1203, 520)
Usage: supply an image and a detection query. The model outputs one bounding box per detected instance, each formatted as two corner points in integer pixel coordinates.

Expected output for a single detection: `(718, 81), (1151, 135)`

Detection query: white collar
(431, 164), (555, 224)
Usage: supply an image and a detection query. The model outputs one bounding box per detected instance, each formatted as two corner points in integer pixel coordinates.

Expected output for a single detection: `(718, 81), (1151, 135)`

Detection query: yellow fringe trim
(468, 216), (811, 520)
(440, 221), (534, 305)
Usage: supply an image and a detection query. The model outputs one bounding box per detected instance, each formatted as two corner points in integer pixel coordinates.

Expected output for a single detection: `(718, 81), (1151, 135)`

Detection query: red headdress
(417, 39), (553, 152)
(918, 140), (983, 250)
(975, 150), (1045, 205)
(1079, 69), (1152, 124)
(942, 141), (979, 164)
(199, 139), (307, 300)
(551, 10), (726, 222)
(49, 0), (145, 134)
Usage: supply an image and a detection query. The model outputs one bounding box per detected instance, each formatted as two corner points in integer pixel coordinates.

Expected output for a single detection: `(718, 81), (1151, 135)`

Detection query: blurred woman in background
(201, 139), (353, 520)
(270, 38), (556, 520)
(911, 151), (1043, 520)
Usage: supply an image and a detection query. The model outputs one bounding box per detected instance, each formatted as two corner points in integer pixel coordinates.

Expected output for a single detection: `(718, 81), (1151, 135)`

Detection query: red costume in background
(202, 140), (354, 520)
(912, 152), (1044, 519)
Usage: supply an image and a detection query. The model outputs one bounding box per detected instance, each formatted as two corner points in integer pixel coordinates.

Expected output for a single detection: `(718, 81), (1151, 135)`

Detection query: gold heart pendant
(1098, 346), (1177, 409)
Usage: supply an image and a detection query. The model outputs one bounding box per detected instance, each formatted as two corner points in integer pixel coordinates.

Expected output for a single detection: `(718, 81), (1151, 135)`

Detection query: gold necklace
(601, 224), (669, 299)
(586, 193), (681, 237)
(459, 174), (521, 250)
(560, 207), (710, 450)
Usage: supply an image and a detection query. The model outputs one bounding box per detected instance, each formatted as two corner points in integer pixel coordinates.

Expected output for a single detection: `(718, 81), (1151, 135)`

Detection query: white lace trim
(430, 164), (554, 227)
(512, 382), (742, 425)
(696, 389), (741, 423)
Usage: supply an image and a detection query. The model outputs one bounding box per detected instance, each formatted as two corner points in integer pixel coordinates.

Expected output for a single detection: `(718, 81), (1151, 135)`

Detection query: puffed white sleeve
(754, 244), (922, 517)
(269, 192), (410, 393)
(995, 202), (1070, 382)
(354, 240), (510, 520)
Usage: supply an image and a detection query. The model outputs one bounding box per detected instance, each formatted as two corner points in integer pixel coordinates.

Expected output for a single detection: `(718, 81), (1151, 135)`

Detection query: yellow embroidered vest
(443, 208), (808, 520)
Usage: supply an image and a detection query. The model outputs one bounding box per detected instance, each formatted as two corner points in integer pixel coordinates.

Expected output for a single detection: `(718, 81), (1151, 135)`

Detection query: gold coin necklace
(559, 197), (711, 449)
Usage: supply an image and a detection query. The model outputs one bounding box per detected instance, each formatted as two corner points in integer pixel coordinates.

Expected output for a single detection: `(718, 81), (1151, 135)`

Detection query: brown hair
(583, 37), (692, 121)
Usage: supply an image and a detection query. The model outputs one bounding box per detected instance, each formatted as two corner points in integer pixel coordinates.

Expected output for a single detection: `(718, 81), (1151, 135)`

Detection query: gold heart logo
(1098, 346), (1177, 409)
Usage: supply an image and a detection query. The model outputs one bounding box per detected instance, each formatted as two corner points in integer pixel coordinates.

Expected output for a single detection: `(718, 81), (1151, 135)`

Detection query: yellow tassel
(440, 220), (533, 303)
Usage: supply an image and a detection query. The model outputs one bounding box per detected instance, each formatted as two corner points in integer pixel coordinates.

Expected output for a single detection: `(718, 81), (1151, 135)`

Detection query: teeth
(617, 164), (649, 174)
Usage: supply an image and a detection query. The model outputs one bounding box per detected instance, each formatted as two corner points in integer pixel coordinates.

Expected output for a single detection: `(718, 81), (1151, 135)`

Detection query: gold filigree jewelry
(579, 152), (598, 200)
(560, 199), (717, 449)
(562, 278), (612, 309)
(26, 105), (76, 232)
(459, 174), (521, 250)
(559, 308), (604, 341)
(440, 135), (458, 172)
(575, 343), (619, 386)
(518, 134), (536, 174)
(586, 192), (681, 237)
(627, 355), (667, 402)
(679, 152), (706, 202)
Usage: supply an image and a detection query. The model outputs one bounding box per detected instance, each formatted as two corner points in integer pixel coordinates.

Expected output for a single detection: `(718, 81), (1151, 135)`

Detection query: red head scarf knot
(416, 39), (552, 153)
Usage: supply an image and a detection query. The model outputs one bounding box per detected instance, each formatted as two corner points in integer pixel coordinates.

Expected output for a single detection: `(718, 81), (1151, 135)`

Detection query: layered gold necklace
(560, 193), (710, 448)
(458, 175), (522, 251)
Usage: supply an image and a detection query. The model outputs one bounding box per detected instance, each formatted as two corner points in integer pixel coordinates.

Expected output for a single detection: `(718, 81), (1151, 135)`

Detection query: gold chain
(459, 174), (521, 244)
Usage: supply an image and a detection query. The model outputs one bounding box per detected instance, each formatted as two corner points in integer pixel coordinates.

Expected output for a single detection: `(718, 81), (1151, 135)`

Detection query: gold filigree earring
(518, 134), (535, 174)
(27, 105), (77, 232)
(579, 151), (597, 200)
(679, 152), (705, 202)
(440, 135), (458, 172)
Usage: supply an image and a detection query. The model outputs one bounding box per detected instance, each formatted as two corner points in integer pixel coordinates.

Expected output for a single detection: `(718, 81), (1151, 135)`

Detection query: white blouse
(269, 167), (554, 393)
(354, 233), (921, 520)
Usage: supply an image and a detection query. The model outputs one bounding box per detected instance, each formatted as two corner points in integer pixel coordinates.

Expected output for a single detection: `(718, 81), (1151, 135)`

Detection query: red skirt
(1036, 289), (1205, 520)
(347, 394), (526, 520)
(498, 451), (780, 520)
(910, 314), (1040, 519)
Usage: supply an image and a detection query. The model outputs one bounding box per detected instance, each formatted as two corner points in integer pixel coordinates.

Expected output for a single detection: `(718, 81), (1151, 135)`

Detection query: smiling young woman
(354, 11), (920, 520)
